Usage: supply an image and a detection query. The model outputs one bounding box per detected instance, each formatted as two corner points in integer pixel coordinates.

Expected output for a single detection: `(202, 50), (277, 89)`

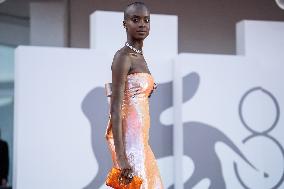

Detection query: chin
(135, 35), (148, 40)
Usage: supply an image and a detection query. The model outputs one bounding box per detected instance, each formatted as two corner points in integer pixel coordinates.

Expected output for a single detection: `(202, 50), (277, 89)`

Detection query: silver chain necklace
(125, 42), (143, 54)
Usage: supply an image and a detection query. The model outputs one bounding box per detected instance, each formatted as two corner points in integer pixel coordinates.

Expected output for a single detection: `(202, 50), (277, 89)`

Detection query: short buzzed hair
(124, 2), (149, 20)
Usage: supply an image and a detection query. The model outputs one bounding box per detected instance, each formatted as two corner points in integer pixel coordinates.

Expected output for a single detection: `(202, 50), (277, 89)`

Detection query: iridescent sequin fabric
(105, 72), (164, 189)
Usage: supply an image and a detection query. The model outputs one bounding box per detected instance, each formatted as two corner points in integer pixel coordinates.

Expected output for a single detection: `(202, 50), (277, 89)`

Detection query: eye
(132, 18), (139, 23)
(145, 18), (150, 23)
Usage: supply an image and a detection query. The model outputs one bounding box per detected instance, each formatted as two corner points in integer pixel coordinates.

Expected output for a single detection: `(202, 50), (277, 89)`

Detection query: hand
(148, 83), (157, 98)
(120, 167), (134, 185)
(148, 90), (154, 98)
(117, 156), (134, 184)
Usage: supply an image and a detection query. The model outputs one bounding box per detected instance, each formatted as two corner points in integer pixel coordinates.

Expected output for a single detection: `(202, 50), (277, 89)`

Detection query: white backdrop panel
(14, 46), (112, 189)
(173, 20), (284, 189)
(237, 20), (284, 148)
(174, 53), (284, 189)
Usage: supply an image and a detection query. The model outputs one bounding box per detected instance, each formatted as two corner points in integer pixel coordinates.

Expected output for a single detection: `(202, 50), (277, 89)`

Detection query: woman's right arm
(110, 52), (131, 169)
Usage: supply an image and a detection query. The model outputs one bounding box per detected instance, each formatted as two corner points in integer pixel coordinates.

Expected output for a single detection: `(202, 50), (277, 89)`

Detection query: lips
(137, 31), (147, 35)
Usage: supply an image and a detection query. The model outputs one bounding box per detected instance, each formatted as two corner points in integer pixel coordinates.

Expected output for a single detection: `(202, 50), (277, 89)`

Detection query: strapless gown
(105, 72), (164, 189)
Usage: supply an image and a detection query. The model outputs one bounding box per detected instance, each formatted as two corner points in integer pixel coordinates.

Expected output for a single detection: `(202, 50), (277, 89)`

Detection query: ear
(123, 21), (126, 28)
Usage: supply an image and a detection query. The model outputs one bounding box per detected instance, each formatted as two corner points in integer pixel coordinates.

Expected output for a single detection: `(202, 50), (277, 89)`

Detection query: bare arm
(110, 52), (131, 168)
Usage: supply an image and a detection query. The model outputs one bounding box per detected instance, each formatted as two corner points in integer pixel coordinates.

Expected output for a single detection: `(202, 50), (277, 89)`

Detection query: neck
(126, 37), (143, 50)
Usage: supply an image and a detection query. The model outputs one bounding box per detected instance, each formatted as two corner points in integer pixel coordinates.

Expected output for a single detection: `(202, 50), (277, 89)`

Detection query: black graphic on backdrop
(234, 87), (284, 189)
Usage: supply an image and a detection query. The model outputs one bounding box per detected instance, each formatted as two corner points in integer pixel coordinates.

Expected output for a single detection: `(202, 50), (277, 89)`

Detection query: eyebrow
(131, 15), (150, 18)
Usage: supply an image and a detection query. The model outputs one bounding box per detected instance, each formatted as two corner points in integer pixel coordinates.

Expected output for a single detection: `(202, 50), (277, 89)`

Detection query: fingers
(148, 88), (154, 98)
(153, 82), (157, 89)
(148, 91), (153, 98)
(120, 168), (134, 184)
(148, 83), (157, 98)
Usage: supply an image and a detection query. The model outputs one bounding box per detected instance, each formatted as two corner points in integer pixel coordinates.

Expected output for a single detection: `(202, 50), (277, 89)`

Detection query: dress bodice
(124, 72), (155, 99)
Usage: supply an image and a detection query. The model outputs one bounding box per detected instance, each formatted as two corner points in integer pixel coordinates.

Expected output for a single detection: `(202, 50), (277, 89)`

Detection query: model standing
(105, 2), (164, 188)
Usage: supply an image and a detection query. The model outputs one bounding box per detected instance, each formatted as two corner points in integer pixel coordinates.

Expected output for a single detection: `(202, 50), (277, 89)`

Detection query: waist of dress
(123, 93), (149, 102)
(124, 92), (149, 99)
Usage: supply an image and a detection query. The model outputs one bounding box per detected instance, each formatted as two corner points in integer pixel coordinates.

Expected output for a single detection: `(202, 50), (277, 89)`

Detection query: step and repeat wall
(173, 21), (284, 189)
(13, 11), (284, 189)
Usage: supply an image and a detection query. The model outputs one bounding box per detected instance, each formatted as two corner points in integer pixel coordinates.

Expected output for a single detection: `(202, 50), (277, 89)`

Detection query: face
(123, 6), (150, 40)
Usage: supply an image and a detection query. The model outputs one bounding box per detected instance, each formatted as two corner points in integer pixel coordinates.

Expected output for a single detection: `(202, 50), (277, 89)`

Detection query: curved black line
(239, 87), (280, 134)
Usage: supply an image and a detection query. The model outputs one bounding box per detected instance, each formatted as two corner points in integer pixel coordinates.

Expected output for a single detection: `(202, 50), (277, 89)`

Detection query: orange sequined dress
(105, 72), (164, 189)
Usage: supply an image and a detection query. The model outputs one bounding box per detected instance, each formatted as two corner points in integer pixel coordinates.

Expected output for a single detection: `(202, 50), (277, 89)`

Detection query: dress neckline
(127, 72), (152, 77)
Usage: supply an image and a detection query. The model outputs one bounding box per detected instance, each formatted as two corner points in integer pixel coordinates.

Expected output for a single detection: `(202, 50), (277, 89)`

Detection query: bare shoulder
(111, 49), (131, 72)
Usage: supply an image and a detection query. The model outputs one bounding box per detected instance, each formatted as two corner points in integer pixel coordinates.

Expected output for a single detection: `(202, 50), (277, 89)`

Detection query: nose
(139, 20), (146, 27)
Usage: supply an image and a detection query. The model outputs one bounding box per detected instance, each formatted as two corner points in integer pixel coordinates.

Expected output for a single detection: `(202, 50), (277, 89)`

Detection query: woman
(105, 2), (164, 188)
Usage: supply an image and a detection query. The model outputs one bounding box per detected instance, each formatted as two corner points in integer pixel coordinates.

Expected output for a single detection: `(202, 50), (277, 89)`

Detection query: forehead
(126, 5), (150, 17)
